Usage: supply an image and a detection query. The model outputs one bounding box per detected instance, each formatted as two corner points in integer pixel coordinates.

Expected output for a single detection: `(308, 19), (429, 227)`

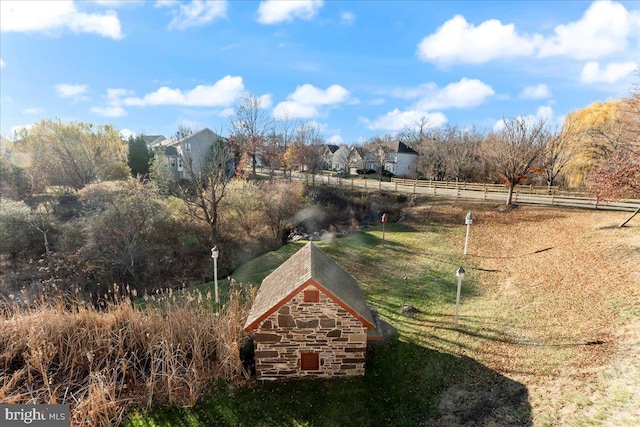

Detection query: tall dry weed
(0, 283), (254, 426)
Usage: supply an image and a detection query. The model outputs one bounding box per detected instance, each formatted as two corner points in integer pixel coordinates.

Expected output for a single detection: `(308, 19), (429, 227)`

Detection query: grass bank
(126, 200), (533, 426)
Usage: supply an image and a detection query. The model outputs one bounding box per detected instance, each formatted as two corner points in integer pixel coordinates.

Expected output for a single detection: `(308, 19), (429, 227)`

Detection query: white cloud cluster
(519, 84), (552, 100)
(272, 84), (350, 119)
(493, 105), (555, 131)
(366, 110), (447, 132)
(55, 83), (89, 101)
(257, 0), (323, 25)
(0, 0), (123, 40)
(580, 61), (638, 84)
(417, 15), (537, 64)
(367, 78), (494, 131)
(340, 11), (355, 25)
(123, 75), (244, 107)
(417, 1), (640, 73)
(164, 0), (228, 31)
(90, 88), (132, 117)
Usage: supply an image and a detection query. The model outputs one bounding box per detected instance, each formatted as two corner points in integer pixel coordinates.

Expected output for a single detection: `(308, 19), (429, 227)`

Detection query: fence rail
(292, 173), (639, 212)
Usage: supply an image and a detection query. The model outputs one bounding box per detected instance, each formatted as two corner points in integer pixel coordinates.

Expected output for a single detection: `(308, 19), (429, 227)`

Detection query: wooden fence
(293, 173), (639, 212)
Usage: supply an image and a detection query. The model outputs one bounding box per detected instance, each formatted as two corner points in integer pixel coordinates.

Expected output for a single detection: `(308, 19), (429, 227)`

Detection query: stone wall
(253, 284), (368, 380)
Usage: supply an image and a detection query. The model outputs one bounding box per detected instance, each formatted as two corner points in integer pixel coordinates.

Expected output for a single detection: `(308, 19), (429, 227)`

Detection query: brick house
(244, 242), (381, 380)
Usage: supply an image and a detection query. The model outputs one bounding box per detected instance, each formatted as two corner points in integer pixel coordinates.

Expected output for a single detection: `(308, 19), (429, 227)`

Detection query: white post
(211, 246), (219, 304)
(463, 211), (473, 256)
(454, 266), (465, 328)
(214, 256), (219, 304)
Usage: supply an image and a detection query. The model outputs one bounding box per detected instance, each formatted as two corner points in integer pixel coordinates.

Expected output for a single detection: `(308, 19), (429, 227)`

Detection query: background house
(320, 144), (340, 170)
(384, 141), (418, 177)
(244, 242), (380, 380)
(152, 128), (228, 181)
(349, 147), (378, 173)
(330, 145), (350, 172)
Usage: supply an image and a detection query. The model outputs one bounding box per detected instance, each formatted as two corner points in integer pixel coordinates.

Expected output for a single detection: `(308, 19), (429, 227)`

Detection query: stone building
(243, 242), (381, 380)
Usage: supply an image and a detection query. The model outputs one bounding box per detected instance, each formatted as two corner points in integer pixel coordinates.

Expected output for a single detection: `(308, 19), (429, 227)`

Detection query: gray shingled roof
(244, 242), (375, 330)
(391, 140), (418, 155)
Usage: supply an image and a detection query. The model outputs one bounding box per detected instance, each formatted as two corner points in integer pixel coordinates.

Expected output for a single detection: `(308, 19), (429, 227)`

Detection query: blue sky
(1, 0), (639, 144)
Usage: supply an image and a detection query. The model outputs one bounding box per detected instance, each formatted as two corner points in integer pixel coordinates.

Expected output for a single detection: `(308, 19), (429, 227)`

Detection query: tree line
(0, 88), (637, 301)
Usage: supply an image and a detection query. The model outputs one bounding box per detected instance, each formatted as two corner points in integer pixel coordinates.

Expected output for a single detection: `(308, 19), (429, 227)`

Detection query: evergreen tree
(128, 135), (154, 177)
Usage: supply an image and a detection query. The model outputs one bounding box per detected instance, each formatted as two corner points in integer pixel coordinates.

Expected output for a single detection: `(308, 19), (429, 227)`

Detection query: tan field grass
(402, 201), (640, 426)
(0, 284), (254, 426)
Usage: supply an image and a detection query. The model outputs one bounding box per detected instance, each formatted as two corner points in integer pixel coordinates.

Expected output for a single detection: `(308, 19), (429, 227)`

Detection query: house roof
(244, 242), (376, 331)
(390, 140), (418, 155)
(325, 144), (340, 153)
(141, 135), (166, 146)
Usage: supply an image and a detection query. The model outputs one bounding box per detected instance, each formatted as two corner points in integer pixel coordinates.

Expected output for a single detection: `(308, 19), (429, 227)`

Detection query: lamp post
(454, 266), (465, 328)
(211, 246), (219, 304)
(381, 213), (388, 246)
(463, 211), (473, 256)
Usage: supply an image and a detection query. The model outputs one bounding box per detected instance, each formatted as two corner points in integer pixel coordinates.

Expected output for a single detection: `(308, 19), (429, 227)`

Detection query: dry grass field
(407, 201), (640, 426)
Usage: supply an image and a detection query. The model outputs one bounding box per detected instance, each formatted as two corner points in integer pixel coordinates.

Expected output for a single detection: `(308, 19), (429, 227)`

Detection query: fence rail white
(291, 173), (639, 212)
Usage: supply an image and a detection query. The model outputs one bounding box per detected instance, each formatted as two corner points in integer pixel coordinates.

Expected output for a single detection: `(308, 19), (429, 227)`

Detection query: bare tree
(484, 118), (549, 205)
(541, 120), (575, 191)
(179, 132), (233, 242)
(230, 93), (271, 177)
(589, 89), (640, 227)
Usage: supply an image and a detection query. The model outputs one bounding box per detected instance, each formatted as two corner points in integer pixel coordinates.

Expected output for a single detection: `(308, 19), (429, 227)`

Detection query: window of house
(300, 352), (319, 370)
(303, 289), (320, 303)
(177, 158), (183, 171)
(170, 157), (176, 168)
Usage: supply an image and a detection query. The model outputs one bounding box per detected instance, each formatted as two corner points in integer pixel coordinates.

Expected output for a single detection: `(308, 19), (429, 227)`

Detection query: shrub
(0, 198), (39, 257)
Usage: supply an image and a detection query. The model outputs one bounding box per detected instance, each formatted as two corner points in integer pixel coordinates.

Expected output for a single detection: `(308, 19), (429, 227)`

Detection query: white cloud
(327, 135), (344, 144)
(90, 88), (134, 117)
(94, 0), (143, 7)
(257, 93), (273, 109)
(272, 84), (350, 119)
(167, 0), (228, 30)
(11, 124), (32, 136)
(0, 58), (4, 67)
(416, 78), (495, 110)
(55, 83), (89, 101)
(389, 78), (494, 110)
(536, 105), (554, 121)
(417, 1), (640, 65)
(538, 1), (637, 59)
(519, 84), (552, 99)
(119, 128), (136, 139)
(90, 106), (127, 117)
(219, 108), (235, 118)
(340, 11), (355, 25)
(123, 75), (244, 107)
(493, 105), (554, 131)
(417, 15), (538, 64)
(580, 61), (638, 83)
(155, 0), (179, 7)
(23, 107), (45, 115)
(0, 0), (123, 40)
(367, 109), (447, 131)
(257, 0), (323, 25)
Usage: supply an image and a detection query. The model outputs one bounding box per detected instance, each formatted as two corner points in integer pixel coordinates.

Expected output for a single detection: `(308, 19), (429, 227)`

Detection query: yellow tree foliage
(562, 93), (637, 188)
(18, 118), (129, 191)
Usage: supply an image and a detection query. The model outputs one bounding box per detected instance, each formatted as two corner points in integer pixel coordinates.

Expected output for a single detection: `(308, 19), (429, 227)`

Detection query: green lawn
(125, 217), (531, 426)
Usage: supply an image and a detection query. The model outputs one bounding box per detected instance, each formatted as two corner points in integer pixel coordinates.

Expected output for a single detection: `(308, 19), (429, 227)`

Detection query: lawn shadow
(126, 337), (532, 427)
